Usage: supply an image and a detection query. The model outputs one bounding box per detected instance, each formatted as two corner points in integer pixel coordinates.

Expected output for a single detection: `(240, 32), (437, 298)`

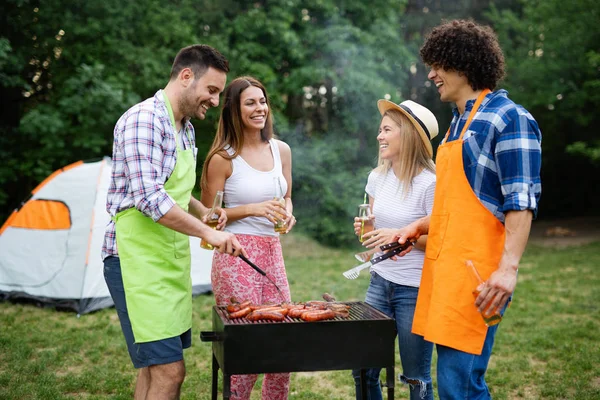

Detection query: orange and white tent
(0, 157), (213, 314)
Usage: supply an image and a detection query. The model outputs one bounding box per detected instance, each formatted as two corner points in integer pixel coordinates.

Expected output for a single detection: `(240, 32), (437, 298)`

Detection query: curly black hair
(420, 19), (505, 90)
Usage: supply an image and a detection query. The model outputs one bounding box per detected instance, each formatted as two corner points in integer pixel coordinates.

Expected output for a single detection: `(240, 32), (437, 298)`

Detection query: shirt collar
(451, 89), (507, 117)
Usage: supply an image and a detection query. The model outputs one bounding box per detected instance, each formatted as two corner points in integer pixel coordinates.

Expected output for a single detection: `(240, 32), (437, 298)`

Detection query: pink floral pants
(212, 234), (292, 400)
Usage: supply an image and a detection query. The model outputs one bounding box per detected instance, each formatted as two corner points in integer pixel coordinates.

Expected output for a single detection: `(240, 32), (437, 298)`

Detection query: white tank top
(223, 139), (288, 237)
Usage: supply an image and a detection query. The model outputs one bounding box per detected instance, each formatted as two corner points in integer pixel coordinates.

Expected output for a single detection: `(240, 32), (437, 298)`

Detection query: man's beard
(178, 92), (198, 119)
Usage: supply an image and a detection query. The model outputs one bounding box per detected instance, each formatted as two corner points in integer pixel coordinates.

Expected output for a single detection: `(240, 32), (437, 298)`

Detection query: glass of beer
(273, 177), (288, 234)
(357, 204), (374, 243)
(200, 191), (224, 250)
(465, 260), (502, 326)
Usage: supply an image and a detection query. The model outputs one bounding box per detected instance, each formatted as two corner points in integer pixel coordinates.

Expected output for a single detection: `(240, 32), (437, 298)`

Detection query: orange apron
(412, 89), (506, 355)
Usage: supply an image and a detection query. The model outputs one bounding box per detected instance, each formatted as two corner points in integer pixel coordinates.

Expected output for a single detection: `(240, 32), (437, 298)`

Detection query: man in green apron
(102, 45), (247, 399)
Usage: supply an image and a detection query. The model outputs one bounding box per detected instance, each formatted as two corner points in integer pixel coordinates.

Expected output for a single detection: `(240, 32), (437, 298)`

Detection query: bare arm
(203, 149), (286, 224)
(157, 203), (247, 257)
(475, 210), (532, 314)
(189, 196), (227, 230)
(279, 140), (296, 232)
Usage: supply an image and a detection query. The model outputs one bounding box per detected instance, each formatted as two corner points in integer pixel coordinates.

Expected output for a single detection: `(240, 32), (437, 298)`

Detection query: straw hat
(377, 99), (439, 157)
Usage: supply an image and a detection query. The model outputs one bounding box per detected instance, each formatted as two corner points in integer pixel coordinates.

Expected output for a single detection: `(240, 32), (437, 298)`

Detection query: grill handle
(200, 331), (223, 342)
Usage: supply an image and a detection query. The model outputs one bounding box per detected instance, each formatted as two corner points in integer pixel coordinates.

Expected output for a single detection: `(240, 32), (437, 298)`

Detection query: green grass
(1, 234), (599, 399)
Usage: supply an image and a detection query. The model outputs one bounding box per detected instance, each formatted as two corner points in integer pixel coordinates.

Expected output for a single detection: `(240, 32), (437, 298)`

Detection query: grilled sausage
(305, 301), (328, 310)
(249, 303), (279, 311)
(229, 307), (252, 319)
(226, 304), (241, 313)
(288, 307), (306, 318)
(332, 309), (350, 318)
(301, 309), (336, 322)
(246, 311), (285, 322)
(226, 299), (252, 313)
(322, 293), (336, 302)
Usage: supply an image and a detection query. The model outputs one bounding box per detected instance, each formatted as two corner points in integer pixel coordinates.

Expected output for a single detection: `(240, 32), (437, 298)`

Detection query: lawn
(1, 233), (599, 399)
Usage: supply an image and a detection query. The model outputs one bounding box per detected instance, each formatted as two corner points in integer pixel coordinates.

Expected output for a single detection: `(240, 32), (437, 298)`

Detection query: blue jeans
(436, 304), (506, 399)
(352, 272), (433, 400)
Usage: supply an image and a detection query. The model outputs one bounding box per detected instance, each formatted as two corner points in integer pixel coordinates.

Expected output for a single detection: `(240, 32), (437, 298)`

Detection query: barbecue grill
(201, 301), (397, 399)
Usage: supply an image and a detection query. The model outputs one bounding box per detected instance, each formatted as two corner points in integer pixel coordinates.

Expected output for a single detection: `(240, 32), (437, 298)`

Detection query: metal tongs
(239, 254), (286, 302)
(342, 241), (414, 280)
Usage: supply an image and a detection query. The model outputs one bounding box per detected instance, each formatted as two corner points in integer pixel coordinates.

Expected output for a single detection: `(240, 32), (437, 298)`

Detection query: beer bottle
(200, 190), (224, 250)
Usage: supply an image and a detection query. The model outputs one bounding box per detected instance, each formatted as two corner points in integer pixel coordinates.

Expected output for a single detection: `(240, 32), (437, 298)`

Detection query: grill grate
(215, 301), (389, 325)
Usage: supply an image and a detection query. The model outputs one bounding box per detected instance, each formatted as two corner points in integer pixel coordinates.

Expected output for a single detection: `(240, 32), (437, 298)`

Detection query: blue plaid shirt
(444, 89), (542, 223)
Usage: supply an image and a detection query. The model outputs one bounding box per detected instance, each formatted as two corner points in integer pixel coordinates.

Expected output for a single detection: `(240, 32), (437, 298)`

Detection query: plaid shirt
(443, 89), (542, 223)
(102, 90), (196, 260)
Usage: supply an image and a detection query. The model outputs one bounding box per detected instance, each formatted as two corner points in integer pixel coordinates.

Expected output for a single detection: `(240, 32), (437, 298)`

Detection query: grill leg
(360, 369), (368, 399)
(386, 366), (395, 400)
(212, 355), (218, 400)
(223, 373), (231, 400)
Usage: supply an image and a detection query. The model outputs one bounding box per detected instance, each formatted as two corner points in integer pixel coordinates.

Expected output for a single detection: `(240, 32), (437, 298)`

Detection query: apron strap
(441, 89), (492, 144)
(162, 90), (192, 148)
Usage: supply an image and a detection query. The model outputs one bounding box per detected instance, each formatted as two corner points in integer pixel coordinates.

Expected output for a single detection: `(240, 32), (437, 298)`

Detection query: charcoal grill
(201, 301), (397, 399)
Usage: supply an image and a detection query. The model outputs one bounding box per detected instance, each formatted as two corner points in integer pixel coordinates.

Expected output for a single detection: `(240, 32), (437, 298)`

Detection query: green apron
(114, 91), (196, 343)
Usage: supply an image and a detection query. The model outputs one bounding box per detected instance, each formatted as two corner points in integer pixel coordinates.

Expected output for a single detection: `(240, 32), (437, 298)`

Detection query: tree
(489, 0), (600, 216)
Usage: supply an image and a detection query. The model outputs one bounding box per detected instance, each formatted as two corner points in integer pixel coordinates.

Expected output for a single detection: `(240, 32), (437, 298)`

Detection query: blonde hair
(374, 109), (435, 193)
(200, 76), (274, 191)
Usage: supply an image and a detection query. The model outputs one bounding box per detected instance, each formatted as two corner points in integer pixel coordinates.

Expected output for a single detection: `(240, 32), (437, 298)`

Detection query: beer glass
(357, 204), (374, 243)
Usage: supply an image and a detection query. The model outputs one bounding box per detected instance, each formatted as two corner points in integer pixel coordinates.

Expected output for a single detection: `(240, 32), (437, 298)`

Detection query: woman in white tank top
(350, 99), (439, 400)
(200, 76), (296, 400)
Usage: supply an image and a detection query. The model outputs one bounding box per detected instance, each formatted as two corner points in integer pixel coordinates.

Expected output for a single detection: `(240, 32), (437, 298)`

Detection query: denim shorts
(103, 256), (192, 369)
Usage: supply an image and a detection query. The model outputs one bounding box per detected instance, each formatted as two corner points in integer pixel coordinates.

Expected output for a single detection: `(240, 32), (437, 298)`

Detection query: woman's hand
(353, 216), (375, 237)
(251, 200), (287, 224)
(362, 228), (401, 249)
(201, 208), (227, 230)
(215, 208), (227, 230)
(282, 213), (297, 233)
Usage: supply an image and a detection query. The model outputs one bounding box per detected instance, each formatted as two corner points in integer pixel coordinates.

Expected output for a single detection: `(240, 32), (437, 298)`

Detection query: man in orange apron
(102, 45), (247, 399)
(394, 20), (542, 399)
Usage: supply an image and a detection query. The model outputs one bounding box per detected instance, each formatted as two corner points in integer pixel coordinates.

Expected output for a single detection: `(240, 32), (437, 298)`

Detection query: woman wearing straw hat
(352, 99), (438, 400)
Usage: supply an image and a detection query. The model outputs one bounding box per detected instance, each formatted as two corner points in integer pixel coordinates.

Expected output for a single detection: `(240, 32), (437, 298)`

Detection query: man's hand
(204, 230), (247, 258)
(475, 261), (517, 316)
(475, 210), (532, 316)
(390, 217), (429, 258)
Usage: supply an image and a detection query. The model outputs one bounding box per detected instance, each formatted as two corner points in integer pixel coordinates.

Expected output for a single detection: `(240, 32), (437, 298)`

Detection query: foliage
(2, 0), (600, 243)
(488, 0), (600, 216)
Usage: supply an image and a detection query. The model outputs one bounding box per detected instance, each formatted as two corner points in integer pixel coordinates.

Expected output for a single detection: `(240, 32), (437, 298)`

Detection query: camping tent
(0, 157), (214, 314)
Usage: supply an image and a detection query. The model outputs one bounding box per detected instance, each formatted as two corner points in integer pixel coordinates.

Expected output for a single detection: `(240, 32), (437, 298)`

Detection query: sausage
(226, 299), (251, 313)
(251, 306), (283, 313)
(229, 307), (252, 319)
(305, 301), (328, 310)
(282, 303), (304, 309)
(288, 307), (306, 318)
(246, 311), (285, 322)
(249, 303), (279, 311)
(227, 304), (241, 313)
(301, 309), (336, 322)
(327, 303), (350, 312)
(322, 293), (336, 302)
(239, 300), (252, 309)
(332, 309), (350, 318)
